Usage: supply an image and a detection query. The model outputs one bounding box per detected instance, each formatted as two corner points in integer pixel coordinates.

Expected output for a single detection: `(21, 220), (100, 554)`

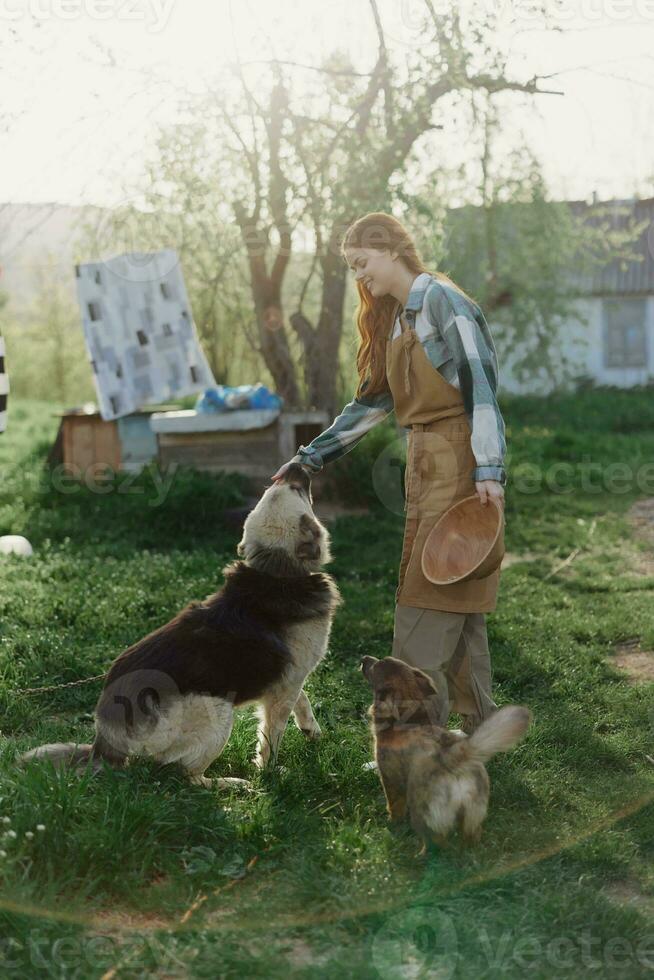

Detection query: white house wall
(490, 296), (654, 395)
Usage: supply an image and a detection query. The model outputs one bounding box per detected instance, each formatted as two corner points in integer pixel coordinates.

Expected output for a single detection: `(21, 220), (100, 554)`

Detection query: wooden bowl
(421, 494), (505, 585)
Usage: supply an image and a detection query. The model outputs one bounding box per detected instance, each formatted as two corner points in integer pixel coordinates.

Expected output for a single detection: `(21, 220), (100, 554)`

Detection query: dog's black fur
(20, 462), (343, 780)
(102, 559), (340, 706)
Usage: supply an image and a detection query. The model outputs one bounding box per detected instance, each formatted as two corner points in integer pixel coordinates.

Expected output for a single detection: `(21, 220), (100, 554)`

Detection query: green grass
(0, 396), (653, 978)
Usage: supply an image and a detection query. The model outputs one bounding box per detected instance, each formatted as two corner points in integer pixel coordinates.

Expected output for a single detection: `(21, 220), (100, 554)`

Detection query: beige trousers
(391, 603), (498, 729)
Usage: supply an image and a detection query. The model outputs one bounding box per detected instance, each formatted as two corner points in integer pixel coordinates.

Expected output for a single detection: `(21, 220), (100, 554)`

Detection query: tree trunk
(234, 202), (302, 409)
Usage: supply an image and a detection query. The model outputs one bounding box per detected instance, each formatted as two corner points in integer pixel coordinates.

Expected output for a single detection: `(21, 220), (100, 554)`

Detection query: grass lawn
(0, 396), (653, 978)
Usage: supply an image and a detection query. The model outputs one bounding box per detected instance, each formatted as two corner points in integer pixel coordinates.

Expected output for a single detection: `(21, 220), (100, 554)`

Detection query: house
(484, 196), (654, 394)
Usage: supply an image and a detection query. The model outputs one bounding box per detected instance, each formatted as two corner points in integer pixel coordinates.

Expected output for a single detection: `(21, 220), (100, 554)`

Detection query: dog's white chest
(283, 614), (333, 675)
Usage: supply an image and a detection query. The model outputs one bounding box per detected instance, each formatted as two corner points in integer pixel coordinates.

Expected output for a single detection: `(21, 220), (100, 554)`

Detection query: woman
(271, 212), (506, 734)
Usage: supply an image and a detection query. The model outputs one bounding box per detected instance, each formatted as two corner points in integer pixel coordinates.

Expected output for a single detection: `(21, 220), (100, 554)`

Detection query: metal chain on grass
(17, 672), (107, 696)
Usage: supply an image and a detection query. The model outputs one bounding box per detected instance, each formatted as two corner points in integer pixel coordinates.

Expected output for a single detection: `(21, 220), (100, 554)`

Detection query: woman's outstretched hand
(270, 461), (293, 485)
(475, 479), (505, 508)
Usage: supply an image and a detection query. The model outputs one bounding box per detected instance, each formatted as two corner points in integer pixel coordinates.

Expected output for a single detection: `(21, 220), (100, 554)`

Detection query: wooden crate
(151, 409), (329, 487)
(53, 407), (168, 476)
(61, 411), (120, 475)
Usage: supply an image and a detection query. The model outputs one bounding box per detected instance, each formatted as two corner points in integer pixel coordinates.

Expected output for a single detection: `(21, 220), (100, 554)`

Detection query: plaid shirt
(291, 272), (507, 485)
(0, 333), (7, 434)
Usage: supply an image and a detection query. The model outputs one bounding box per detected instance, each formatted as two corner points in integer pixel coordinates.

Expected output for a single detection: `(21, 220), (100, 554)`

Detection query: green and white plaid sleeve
(290, 379), (395, 472)
(426, 282), (507, 486)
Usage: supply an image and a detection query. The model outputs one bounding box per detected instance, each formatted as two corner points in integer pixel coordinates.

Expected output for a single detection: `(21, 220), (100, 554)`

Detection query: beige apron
(386, 306), (502, 613)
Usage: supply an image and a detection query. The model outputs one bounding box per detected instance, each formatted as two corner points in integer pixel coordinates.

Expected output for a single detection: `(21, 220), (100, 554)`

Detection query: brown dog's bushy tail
(19, 733), (127, 773)
(450, 706), (532, 765)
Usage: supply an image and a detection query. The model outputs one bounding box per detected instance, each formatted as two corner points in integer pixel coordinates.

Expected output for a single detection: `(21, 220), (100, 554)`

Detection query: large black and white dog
(21, 464), (342, 788)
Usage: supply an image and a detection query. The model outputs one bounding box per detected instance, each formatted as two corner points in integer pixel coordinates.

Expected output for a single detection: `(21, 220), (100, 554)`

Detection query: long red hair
(341, 212), (478, 399)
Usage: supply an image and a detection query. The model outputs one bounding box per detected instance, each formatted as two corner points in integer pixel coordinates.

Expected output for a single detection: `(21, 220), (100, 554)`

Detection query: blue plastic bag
(195, 383), (283, 414)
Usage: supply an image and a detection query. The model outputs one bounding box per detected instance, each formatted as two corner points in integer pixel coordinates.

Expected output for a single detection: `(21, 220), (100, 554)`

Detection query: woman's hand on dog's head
(270, 461), (293, 485)
(271, 461), (314, 486)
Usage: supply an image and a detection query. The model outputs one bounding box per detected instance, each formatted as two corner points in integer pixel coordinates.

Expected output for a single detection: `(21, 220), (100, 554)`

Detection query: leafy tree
(2, 253), (93, 403)
(84, 3), (568, 417)
(415, 96), (647, 390)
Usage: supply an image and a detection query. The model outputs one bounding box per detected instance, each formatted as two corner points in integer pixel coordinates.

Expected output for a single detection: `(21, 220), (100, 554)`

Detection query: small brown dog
(361, 655), (532, 849)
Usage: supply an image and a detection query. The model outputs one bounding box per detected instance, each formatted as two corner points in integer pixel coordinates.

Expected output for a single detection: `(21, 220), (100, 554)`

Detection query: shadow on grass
(2, 453), (252, 554)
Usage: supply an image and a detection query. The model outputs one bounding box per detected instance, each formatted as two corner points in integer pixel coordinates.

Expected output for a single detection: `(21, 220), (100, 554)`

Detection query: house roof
(565, 197), (654, 296)
(444, 196), (654, 299)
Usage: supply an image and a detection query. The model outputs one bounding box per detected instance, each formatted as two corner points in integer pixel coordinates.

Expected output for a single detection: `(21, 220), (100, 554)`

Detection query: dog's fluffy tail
(450, 706), (532, 765)
(19, 733), (127, 773)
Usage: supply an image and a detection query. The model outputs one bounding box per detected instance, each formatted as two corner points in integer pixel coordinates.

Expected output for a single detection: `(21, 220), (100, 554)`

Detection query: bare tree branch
(368, 0), (394, 135)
